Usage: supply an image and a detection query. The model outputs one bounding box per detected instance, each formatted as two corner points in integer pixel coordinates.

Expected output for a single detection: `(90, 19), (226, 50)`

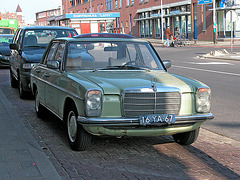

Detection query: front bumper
(78, 113), (214, 127)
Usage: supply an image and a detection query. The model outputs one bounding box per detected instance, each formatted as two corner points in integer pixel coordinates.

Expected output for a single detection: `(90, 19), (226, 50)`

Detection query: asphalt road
(154, 45), (240, 141)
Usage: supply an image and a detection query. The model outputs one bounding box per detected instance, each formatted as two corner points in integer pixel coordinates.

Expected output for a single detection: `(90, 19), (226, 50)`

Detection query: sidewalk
(0, 88), (61, 179)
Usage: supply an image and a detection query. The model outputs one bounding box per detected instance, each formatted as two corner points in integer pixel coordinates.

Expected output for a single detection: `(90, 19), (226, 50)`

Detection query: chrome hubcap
(68, 111), (77, 142)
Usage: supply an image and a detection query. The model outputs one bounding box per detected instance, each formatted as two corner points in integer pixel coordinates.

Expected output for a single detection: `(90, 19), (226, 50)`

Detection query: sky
(1, 0), (61, 23)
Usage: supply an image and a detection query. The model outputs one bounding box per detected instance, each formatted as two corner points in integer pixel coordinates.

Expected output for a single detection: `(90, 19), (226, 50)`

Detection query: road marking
(189, 62), (234, 65)
(172, 65), (240, 77)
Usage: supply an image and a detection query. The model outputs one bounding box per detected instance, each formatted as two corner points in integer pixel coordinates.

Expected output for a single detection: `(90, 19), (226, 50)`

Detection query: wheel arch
(63, 97), (77, 123)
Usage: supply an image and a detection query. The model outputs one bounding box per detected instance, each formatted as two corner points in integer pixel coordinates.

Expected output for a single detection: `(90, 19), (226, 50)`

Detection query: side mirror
(10, 43), (18, 50)
(86, 44), (94, 50)
(163, 60), (171, 69)
(47, 60), (60, 69)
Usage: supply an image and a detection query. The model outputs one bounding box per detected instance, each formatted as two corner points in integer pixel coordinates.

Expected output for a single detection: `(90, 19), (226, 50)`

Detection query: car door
(44, 42), (66, 116)
(34, 42), (59, 109)
(10, 28), (23, 79)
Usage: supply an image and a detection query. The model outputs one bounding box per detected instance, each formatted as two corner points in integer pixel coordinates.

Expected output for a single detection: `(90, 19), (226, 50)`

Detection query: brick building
(36, 0), (240, 41)
(0, 4), (25, 27)
(36, 7), (62, 26)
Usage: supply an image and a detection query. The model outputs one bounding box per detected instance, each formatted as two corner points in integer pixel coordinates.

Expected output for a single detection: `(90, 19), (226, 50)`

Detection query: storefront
(47, 13), (120, 34)
(134, 0), (191, 39)
(215, 1), (240, 38)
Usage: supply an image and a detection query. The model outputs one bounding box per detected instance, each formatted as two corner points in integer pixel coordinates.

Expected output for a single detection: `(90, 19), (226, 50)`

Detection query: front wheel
(18, 77), (27, 99)
(66, 104), (92, 151)
(10, 68), (18, 88)
(35, 90), (46, 119)
(172, 128), (200, 145)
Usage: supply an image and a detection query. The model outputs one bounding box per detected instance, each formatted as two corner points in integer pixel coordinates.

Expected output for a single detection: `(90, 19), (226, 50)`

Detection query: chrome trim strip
(77, 113), (214, 126)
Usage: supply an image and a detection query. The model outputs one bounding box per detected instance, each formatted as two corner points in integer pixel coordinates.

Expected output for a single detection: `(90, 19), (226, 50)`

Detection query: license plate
(139, 114), (175, 126)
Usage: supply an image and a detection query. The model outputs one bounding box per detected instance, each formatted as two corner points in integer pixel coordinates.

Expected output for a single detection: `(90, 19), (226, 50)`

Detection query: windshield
(0, 28), (14, 34)
(65, 41), (164, 71)
(22, 29), (77, 49)
(0, 35), (13, 45)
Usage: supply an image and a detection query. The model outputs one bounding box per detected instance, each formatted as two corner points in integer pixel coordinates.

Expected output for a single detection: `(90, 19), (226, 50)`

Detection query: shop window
(202, 5), (206, 31)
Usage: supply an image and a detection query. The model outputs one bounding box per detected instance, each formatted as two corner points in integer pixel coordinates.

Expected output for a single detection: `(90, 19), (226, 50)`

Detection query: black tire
(18, 76), (27, 99)
(173, 128), (200, 145)
(66, 104), (92, 151)
(10, 68), (18, 88)
(35, 90), (46, 119)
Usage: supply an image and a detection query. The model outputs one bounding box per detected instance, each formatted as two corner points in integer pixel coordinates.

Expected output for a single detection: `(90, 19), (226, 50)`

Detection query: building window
(140, 0), (143, 4)
(126, 0), (129, 6)
(126, 20), (129, 28)
(131, 0), (134, 5)
(70, 0), (75, 6)
(119, 0), (122, 8)
(105, 0), (112, 11)
(76, 0), (81, 5)
(145, 0), (148, 3)
(83, 0), (88, 3)
(115, 0), (118, 9)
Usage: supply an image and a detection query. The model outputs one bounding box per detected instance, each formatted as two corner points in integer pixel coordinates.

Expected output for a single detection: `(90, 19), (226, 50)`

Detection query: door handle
(44, 73), (50, 77)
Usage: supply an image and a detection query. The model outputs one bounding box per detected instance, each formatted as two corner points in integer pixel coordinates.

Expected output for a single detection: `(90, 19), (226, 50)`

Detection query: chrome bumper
(77, 113), (214, 127)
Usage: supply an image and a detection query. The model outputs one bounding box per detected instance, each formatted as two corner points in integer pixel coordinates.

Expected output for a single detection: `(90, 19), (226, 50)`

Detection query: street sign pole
(161, 0), (164, 42)
(226, 10), (237, 54)
(213, 0), (216, 44)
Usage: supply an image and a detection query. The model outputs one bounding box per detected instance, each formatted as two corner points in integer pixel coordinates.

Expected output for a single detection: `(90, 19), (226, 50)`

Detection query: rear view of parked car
(9, 26), (77, 98)
(0, 34), (13, 67)
(31, 33), (213, 151)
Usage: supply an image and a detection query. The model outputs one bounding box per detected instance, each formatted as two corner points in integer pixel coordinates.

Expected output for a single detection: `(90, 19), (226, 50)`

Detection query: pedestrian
(174, 27), (181, 47)
(163, 26), (171, 47)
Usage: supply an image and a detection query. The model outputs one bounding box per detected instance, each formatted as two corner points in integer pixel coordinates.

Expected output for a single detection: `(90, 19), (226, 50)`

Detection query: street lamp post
(161, 0), (164, 42)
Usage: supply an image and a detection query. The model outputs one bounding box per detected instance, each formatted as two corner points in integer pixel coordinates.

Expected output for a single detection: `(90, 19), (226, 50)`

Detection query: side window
(12, 29), (20, 43)
(17, 30), (24, 47)
(55, 43), (66, 62)
(43, 42), (59, 64)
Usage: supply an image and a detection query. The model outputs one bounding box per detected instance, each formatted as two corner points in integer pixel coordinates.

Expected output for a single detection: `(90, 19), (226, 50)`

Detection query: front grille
(122, 88), (181, 117)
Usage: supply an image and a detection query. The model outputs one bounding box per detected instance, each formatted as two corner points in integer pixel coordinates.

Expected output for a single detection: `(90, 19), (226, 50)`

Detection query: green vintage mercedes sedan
(30, 33), (213, 151)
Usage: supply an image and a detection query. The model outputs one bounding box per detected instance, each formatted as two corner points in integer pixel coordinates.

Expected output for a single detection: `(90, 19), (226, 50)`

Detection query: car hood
(22, 48), (46, 62)
(0, 46), (11, 56)
(70, 70), (205, 94)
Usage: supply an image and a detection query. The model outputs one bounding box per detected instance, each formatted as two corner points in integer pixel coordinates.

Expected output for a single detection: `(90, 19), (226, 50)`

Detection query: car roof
(18, 26), (76, 30)
(55, 33), (148, 43)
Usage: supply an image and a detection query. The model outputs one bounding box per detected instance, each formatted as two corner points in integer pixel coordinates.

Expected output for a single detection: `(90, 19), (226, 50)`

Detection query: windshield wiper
(93, 65), (151, 72)
(24, 45), (46, 48)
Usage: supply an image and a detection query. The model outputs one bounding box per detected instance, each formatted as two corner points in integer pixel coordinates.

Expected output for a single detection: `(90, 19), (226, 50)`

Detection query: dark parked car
(0, 34), (14, 67)
(9, 26), (77, 98)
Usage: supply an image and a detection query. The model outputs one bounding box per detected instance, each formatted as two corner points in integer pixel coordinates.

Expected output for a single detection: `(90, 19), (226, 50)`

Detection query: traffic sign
(226, 10), (237, 22)
(198, 0), (212, 4)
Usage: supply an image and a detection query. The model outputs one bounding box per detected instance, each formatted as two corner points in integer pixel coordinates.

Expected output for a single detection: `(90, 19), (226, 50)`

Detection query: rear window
(22, 29), (77, 48)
